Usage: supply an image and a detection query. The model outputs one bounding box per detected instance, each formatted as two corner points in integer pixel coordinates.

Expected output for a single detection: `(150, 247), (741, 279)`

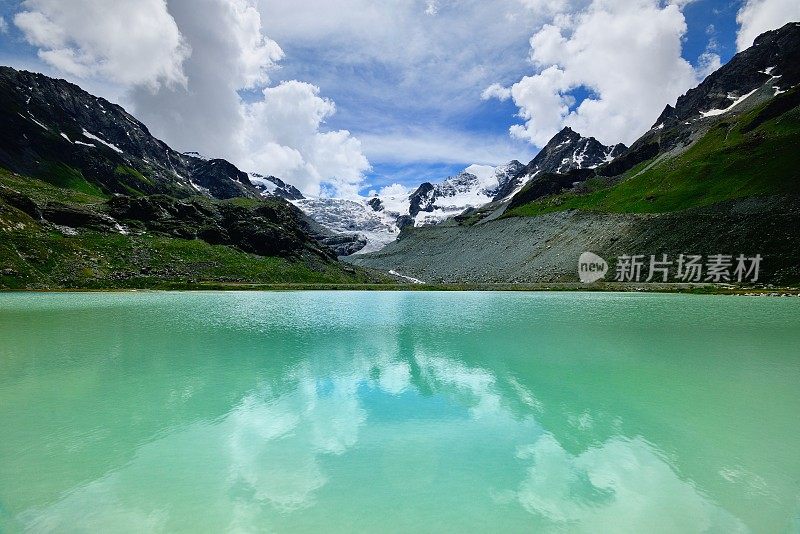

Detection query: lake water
(1, 291), (799, 533)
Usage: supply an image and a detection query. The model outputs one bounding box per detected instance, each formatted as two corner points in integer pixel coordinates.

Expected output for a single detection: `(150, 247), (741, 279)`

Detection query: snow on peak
(293, 161), (526, 254)
(248, 173), (277, 193)
(374, 183), (412, 215)
(183, 151), (209, 161)
(464, 164), (499, 190)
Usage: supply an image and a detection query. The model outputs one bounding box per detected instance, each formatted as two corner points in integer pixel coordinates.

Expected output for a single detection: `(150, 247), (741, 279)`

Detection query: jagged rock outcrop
(659, 22), (800, 128)
(408, 183), (436, 217)
(493, 128), (625, 201)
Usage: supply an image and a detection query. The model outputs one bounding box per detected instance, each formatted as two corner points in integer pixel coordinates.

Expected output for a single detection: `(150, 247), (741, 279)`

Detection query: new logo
(578, 252), (608, 283)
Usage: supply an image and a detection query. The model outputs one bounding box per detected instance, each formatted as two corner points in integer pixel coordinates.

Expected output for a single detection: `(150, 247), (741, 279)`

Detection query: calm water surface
(0, 291), (799, 533)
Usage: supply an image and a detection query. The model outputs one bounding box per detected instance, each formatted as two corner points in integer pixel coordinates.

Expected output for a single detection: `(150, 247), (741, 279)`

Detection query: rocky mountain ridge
(0, 66), (376, 284)
(0, 67), (263, 199)
(249, 173), (305, 201)
(656, 23), (800, 129)
(296, 125), (624, 253)
(492, 128), (626, 201)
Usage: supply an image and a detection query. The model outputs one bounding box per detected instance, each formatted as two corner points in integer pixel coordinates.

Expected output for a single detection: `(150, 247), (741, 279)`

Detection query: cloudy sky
(0, 0), (798, 197)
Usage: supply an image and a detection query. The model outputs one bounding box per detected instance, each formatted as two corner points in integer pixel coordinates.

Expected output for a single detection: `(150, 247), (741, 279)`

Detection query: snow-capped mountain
(0, 66), (269, 200)
(291, 161), (525, 254)
(654, 23), (800, 130)
(408, 162), (524, 224)
(590, 22), (800, 185)
(275, 128), (627, 255)
(493, 127), (626, 201)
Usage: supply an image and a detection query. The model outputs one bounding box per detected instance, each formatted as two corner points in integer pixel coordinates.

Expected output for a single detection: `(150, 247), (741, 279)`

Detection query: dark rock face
(367, 197), (384, 212)
(0, 186), (41, 219)
(189, 159), (253, 200)
(493, 127), (625, 201)
(315, 233), (368, 257)
(652, 105), (677, 128)
(595, 143), (660, 178)
(41, 203), (121, 232)
(396, 215), (415, 230)
(103, 195), (334, 259)
(507, 168), (595, 210)
(0, 66), (260, 200)
(491, 161), (525, 196)
(0, 187), (351, 261)
(660, 23), (800, 128)
(408, 183), (436, 217)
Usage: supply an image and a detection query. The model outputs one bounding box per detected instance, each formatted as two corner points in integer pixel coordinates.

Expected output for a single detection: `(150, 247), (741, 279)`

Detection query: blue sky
(0, 0), (797, 197)
(256, 0), (746, 194)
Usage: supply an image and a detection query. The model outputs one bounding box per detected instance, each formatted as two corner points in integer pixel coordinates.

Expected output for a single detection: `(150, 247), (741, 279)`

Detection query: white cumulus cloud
(481, 83), (512, 101)
(242, 81), (369, 197)
(13, 0), (370, 197)
(135, 0), (369, 197)
(257, 0), (554, 166)
(14, 0), (189, 89)
(736, 0), (800, 51)
(485, 0), (711, 147)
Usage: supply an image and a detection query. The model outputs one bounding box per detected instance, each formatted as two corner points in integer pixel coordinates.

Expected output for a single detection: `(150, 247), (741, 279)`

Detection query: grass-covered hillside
(0, 170), (383, 290)
(505, 87), (800, 217)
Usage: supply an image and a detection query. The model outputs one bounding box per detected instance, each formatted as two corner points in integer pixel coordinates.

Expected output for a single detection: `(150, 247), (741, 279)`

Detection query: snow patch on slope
(81, 129), (123, 153)
(248, 173), (277, 193)
(700, 89), (759, 117)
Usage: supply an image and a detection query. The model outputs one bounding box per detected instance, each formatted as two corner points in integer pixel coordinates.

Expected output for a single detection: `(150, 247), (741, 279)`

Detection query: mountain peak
(549, 126), (580, 144)
(668, 21), (800, 124)
(652, 104), (677, 128)
(0, 66), (263, 200)
(492, 128), (625, 201)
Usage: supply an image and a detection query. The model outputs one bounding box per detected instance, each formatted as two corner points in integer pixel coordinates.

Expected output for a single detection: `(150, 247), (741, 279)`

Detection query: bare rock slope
(346, 196), (800, 285)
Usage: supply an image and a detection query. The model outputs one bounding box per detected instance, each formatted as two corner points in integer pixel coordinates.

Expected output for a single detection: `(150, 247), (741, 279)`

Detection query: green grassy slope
(0, 231), (372, 290)
(505, 89), (800, 217)
(0, 170), (382, 289)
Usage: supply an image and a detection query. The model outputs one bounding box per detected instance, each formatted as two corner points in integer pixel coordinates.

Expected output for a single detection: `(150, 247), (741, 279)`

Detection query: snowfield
(292, 162), (523, 254)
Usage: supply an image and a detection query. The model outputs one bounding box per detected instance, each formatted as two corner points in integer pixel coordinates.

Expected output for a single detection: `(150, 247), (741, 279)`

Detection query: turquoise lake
(1, 291), (799, 532)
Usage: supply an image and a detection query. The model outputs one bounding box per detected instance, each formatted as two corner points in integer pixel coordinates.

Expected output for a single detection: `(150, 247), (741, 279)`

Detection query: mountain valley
(1, 23), (799, 288)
